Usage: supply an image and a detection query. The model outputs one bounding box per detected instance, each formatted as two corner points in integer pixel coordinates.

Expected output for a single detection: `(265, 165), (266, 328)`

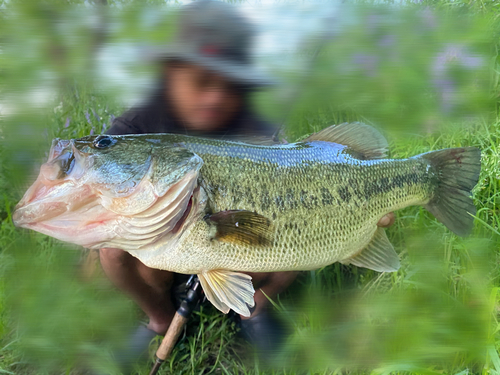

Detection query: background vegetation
(1, 0), (500, 374)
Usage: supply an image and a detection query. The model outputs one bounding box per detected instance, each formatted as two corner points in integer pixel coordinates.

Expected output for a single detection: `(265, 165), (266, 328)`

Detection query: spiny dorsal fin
(226, 135), (281, 146)
(198, 269), (255, 317)
(343, 227), (400, 272)
(205, 210), (273, 246)
(304, 122), (389, 160)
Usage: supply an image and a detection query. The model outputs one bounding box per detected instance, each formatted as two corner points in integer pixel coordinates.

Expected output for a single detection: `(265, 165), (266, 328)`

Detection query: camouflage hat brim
(153, 44), (276, 88)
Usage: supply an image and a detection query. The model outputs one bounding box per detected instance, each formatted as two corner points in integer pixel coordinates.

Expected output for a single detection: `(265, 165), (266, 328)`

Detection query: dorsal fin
(226, 135), (281, 146)
(304, 122), (389, 160)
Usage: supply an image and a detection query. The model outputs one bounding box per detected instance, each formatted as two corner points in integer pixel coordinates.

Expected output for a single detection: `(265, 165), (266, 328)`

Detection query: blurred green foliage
(1, 0), (500, 374)
(255, 5), (497, 140)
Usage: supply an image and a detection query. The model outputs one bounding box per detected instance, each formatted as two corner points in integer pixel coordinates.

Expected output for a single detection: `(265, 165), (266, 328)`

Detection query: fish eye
(93, 135), (116, 149)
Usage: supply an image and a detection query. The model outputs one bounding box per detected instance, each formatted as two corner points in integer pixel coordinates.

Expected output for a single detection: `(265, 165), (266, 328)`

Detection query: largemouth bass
(13, 123), (481, 316)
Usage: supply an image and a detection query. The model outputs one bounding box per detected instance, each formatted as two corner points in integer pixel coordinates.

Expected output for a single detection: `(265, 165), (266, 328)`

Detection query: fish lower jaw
(15, 221), (108, 249)
(13, 202), (68, 228)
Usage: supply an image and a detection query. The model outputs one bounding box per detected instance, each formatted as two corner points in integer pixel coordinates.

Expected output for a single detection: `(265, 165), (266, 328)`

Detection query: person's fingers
(377, 212), (395, 228)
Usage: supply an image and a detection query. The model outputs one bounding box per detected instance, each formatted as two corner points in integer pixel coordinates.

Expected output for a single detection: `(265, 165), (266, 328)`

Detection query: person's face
(166, 62), (244, 131)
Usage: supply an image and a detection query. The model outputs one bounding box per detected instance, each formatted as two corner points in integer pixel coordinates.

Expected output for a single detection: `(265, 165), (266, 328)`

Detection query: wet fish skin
(128, 135), (432, 273)
(13, 123), (481, 316)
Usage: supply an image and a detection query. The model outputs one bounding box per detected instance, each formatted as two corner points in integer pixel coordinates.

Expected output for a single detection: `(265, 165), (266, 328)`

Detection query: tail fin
(419, 147), (481, 236)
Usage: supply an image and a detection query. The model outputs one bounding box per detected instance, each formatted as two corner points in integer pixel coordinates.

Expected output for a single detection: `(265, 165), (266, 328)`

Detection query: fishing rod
(149, 275), (203, 375)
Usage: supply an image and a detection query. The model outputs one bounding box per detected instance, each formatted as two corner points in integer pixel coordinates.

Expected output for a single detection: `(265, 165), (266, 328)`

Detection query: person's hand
(377, 212), (395, 228)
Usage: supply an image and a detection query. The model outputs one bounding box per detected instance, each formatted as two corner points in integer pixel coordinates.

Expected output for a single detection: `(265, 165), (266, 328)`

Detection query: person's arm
(105, 113), (142, 135)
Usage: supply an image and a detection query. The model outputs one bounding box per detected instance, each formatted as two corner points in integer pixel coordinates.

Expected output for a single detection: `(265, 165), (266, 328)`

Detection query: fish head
(13, 138), (93, 227)
(13, 134), (205, 250)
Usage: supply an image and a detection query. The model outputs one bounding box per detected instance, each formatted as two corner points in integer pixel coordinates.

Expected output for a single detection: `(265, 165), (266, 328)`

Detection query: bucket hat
(155, 0), (274, 88)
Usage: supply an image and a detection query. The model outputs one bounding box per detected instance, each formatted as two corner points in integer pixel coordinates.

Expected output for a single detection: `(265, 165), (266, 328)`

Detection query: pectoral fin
(343, 227), (400, 272)
(205, 210), (273, 246)
(198, 269), (255, 317)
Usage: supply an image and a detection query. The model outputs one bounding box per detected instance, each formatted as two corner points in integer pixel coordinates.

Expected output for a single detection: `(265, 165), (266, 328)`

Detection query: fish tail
(419, 147), (481, 236)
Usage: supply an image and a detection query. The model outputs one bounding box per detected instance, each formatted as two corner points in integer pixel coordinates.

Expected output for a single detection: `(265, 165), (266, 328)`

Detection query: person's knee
(264, 271), (299, 289)
(100, 247), (134, 269)
(245, 271), (299, 290)
(276, 271), (299, 283)
(245, 272), (271, 289)
(137, 263), (175, 290)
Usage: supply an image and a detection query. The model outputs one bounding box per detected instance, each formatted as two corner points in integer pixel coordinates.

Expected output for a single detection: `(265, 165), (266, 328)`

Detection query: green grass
(0, 87), (499, 375)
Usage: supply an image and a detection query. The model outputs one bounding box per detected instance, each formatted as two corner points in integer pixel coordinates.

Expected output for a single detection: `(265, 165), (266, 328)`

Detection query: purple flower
(85, 111), (91, 125)
(433, 44), (483, 75)
(366, 14), (383, 33)
(90, 128), (95, 136)
(378, 35), (396, 49)
(420, 7), (437, 29)
(352, 53), (379, 78)
(432, 78), (456, 114)
(92, 108), (100, 123)
(102, 123), (107, 132)
(431, 43), (484, 114)
(64, 117), (70, 128)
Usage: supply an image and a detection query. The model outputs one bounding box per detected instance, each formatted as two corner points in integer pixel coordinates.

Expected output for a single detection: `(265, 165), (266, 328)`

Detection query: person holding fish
(98, 0), (397, 365)
(98, 1), (308, 361)
(99, 0), (300, 361)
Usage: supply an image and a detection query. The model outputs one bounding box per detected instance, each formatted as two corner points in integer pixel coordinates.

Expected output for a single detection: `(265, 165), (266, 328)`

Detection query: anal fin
(344, 227), (400, 272)
(198, 269), (255, 317)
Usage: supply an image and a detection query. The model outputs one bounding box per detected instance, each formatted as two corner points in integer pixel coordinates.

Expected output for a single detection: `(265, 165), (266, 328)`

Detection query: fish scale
(148, 137), (435, 274)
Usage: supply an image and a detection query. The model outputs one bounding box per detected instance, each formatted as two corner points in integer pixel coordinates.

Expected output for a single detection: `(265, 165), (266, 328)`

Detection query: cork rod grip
(155, 312), (189, 361)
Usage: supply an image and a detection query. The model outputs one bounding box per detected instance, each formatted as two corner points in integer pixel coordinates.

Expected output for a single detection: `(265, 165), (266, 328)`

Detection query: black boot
(237, 308), (288, 362)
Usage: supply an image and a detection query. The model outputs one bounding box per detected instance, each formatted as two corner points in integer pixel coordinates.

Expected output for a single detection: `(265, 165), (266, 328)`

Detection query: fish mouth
(48, 138), (71, 161)
(13, 184), (200, 250)
(13, 201), (68, 227)
(13, 183), (94, 227)
(13, 139), (89, 227)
